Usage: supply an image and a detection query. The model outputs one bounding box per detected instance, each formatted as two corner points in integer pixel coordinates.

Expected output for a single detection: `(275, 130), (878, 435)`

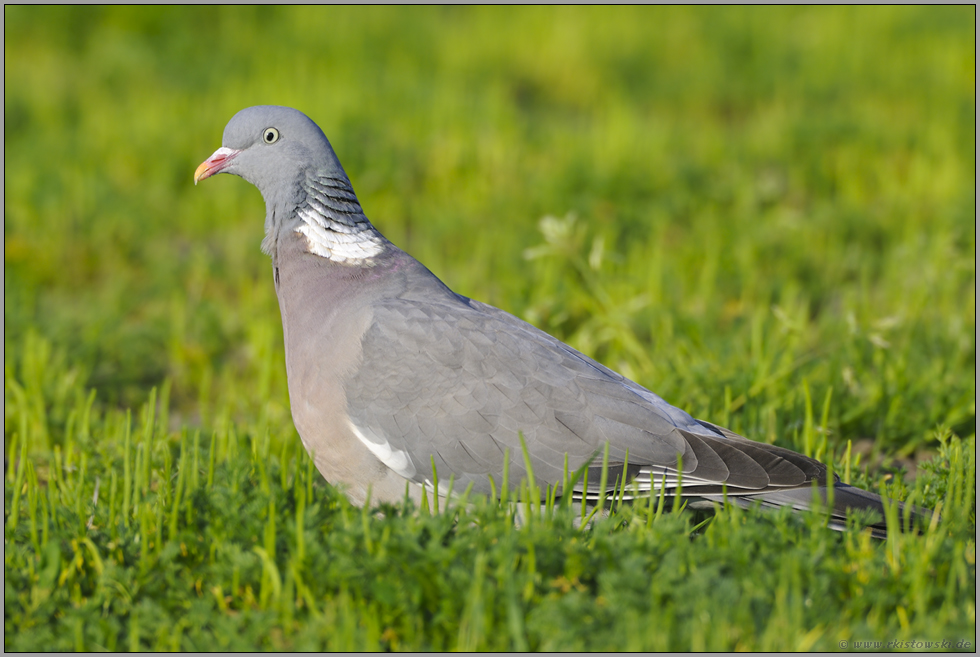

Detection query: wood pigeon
(196, 105), (930, 536)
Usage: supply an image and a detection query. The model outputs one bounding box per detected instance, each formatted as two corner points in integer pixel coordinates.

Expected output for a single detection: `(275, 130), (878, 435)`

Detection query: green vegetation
(5, 6), (975, 651)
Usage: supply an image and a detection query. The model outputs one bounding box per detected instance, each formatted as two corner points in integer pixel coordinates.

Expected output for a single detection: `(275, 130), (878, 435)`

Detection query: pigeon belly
(273, 231), (420, 504)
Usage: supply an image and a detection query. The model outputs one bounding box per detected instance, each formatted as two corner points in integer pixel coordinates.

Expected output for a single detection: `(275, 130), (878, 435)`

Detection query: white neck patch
(295, 176), (385, 264)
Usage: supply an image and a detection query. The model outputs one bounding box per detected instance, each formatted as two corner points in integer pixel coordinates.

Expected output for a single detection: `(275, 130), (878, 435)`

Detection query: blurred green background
(4, 6), (975, 461)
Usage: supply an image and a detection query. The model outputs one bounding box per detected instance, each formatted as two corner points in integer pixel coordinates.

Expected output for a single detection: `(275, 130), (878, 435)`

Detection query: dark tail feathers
(699, 483), (936, 539)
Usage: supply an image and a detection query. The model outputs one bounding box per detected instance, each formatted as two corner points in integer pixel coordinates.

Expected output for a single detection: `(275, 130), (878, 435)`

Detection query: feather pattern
(295, 174), (385, 263)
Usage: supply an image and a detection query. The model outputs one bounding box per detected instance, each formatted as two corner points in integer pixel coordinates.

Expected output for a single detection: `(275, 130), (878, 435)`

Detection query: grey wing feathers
(346, 291), (833, 501)
(346, 294), (609, 492)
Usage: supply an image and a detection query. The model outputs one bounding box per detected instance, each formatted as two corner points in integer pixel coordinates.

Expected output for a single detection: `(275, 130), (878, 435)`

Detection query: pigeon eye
(263, 128), (280, 144)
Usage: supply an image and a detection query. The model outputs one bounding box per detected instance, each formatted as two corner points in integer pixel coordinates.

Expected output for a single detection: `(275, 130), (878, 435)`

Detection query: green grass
(4, 5), (976, 651)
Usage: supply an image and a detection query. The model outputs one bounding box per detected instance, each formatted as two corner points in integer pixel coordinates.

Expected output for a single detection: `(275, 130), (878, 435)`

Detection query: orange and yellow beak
(194, 147), (241, 184)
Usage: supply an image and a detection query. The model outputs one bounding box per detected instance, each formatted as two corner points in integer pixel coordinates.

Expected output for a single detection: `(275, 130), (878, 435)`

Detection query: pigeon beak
(194, 147), (241, 184)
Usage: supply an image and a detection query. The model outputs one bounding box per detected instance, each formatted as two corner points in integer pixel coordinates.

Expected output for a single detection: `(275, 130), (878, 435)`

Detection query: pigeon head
(197, 106), (386, 262)
(195, 105), (346, 190)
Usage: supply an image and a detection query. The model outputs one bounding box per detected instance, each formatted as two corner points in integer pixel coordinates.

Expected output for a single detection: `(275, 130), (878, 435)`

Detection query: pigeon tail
(703, 483), (937, 539)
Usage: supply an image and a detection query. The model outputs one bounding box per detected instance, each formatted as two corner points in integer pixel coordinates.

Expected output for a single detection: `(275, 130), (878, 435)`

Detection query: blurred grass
(4, 5), (976, 651)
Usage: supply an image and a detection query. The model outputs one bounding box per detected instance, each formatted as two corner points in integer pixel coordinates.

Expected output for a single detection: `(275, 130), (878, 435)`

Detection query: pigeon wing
(344, 290), (808, 498)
